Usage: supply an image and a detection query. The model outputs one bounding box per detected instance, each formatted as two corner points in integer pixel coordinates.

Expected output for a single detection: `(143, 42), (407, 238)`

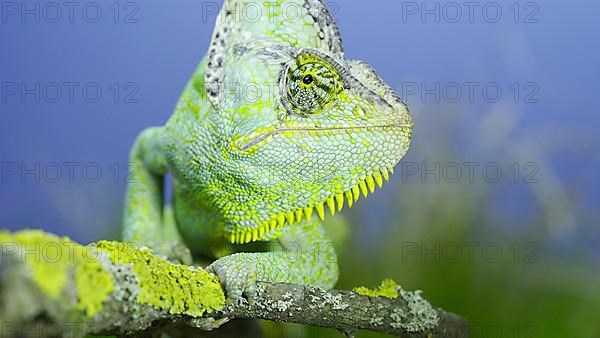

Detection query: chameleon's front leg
(122, 127), (186, 260)
(207, 218), (339, 299)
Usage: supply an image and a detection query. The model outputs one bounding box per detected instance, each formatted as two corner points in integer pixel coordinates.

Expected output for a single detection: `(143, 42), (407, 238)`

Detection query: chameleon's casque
(123, 0), (412, 298)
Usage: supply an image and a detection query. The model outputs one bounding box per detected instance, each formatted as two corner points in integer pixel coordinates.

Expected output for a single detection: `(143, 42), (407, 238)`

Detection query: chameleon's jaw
(228, 165), (395, 244)
(225, 106), (413, 245)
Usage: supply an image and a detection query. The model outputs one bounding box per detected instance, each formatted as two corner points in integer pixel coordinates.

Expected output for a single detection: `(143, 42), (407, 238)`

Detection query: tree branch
(215, 282), (468, 338)
(0, 230), (468, 337)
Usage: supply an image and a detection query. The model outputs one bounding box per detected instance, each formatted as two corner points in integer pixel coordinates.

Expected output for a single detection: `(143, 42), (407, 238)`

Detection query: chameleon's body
(123, 0), (412, 299)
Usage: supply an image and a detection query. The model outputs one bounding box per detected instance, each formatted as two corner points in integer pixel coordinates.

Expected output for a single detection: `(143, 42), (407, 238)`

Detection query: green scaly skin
(122, 0), (413, 299)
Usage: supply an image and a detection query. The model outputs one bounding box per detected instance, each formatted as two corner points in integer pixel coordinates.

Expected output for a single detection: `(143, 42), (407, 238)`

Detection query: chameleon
(122, 0), (413, 300)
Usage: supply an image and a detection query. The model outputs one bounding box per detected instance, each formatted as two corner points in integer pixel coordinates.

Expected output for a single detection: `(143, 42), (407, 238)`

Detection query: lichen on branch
(0, 230), (224, 336)
(0, 230), (468, 337)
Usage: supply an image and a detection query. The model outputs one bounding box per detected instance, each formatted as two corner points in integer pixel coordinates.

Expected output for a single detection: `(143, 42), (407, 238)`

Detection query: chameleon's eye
(302, 74), (314, 85)
(285, 54), (343, 115)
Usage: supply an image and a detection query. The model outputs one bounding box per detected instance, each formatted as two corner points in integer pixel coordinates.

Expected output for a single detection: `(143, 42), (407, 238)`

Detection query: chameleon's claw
(207, 254), (259, 301)
(244, 281), (258, 305)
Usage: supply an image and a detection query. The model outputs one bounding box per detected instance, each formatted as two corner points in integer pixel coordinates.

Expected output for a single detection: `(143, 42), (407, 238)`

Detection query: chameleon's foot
(206, 254), (258, 300)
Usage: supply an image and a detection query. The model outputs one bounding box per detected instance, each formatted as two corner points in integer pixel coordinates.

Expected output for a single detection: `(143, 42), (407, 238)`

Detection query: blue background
(1, 1), (599, 337)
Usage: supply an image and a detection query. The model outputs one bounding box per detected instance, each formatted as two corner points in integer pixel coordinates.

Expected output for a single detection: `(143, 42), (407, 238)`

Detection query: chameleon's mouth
(228, 165), (395, 244)
(237, 119), (411, 151)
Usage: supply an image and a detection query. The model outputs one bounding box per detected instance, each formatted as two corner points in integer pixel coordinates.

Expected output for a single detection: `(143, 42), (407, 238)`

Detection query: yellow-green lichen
(94, 241), (225, 316)
(353, 278), (399, 299)
(74, 250), (115, 316)
(1, 230), (68, 299)
(0, 230), (114, 317)
(354, 279), (440, 332)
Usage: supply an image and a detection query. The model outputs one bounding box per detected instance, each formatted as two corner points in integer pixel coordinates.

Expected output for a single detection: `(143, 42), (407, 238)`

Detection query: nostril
(354, 106), (367, 118)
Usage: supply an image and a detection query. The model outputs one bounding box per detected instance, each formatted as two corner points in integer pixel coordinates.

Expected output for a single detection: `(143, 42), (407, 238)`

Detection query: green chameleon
(122, 0), (413, 300)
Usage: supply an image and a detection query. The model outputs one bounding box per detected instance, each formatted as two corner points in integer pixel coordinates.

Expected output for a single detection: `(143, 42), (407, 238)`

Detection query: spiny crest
(228, 166), (395, 244)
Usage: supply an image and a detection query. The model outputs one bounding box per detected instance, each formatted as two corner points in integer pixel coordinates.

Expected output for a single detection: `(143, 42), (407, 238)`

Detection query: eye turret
(283, 52), (343, 115)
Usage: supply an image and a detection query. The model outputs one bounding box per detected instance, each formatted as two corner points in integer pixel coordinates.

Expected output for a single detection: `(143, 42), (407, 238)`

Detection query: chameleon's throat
(227, 164), (396, 244)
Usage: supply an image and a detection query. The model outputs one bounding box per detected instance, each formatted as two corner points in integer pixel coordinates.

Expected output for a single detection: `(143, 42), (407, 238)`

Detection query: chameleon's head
(202, 0), (413, 243)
